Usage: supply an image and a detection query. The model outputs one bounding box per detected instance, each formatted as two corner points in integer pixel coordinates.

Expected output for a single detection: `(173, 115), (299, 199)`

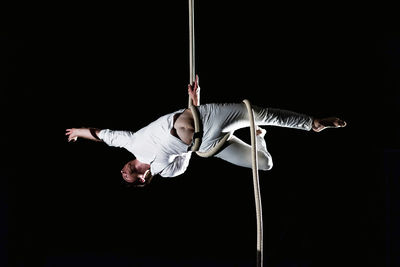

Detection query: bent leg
(214, 135), (273, 171)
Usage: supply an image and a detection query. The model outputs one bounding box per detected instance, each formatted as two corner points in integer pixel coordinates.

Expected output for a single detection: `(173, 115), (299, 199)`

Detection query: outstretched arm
(65, 128), (102, 142)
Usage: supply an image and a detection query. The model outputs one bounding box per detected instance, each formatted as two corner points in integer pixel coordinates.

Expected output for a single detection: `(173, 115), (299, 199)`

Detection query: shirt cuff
(98, 129), (107, 140)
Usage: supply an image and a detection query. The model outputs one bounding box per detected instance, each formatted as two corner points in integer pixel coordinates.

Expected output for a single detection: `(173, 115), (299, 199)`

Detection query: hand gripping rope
(187, 1), (264, 266)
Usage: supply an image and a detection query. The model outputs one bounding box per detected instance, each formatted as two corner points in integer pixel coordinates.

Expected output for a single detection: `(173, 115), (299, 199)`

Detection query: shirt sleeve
(98, 129), (135, 148)
(154, 153), (192, 178)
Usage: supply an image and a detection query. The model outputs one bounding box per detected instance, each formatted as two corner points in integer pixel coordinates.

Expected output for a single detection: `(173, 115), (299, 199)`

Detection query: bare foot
(312, 117), (347, 132)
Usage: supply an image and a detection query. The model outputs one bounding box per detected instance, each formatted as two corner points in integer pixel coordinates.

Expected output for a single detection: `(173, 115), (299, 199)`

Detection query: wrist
(89, 128), (101, 141)
(76, 128), (85, 137)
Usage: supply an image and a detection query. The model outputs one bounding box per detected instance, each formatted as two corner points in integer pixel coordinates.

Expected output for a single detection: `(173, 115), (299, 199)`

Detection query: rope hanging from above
(187, 0), (230, 156)
(188, 0), (196, 107)
(186, 2), (263, 266)
(187, 0), (202, 152)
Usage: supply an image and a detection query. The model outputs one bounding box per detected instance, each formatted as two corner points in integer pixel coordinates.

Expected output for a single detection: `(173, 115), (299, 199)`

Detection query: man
(66, 75), (346, 186)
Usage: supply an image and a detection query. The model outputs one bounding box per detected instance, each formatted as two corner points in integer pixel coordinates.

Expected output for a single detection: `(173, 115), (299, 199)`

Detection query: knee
(258, 152), (273, 171)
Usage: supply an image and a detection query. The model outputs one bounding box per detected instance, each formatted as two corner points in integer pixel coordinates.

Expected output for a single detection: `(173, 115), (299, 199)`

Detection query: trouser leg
(198, 103), (312, 155)
(214, 135), (273, 171)
(220, 104), (313, 133)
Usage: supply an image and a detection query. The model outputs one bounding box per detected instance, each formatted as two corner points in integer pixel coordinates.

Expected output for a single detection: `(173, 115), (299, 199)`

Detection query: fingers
(188, 75), (200, 97)
(67, 135), (77, 142)
(65, 129), (75, 136)
(188, 84), (193, 95)
(194, 74), (200, 91)
(67, 134), (77, 142)
(65, 128), (77, 142)
(188, 84), (198, 94)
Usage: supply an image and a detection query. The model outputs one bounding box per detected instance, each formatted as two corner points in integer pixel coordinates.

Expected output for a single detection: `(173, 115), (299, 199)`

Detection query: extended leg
(198, 103), (345, 153)
(199, 103), (313, 138)
(221, 104), (314, 133)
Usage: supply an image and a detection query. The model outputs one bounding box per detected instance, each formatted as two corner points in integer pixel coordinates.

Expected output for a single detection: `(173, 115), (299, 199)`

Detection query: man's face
(121, 160), (145, 184)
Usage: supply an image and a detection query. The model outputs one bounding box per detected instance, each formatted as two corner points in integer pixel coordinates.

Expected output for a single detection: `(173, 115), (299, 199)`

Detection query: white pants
(197, 103), (313, 170)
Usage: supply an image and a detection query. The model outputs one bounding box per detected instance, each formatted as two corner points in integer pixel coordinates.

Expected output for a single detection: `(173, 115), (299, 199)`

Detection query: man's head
(121, 159), (152, 187)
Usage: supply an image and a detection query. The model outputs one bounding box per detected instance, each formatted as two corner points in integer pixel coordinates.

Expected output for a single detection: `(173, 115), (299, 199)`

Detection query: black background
(1, 1), (399, 267)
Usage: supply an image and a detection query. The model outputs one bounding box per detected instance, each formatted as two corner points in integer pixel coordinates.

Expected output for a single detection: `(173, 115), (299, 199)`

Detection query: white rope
(195, 131), (231, 157)
(186, 3), (263, 264)
(187, 0), (202, 152)
(188, 0), (195, 107)
(243, 99), (264, 267)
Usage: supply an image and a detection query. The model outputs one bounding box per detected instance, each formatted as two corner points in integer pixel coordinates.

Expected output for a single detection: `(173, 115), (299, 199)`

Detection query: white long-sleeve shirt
(99, 109), (192, 177)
